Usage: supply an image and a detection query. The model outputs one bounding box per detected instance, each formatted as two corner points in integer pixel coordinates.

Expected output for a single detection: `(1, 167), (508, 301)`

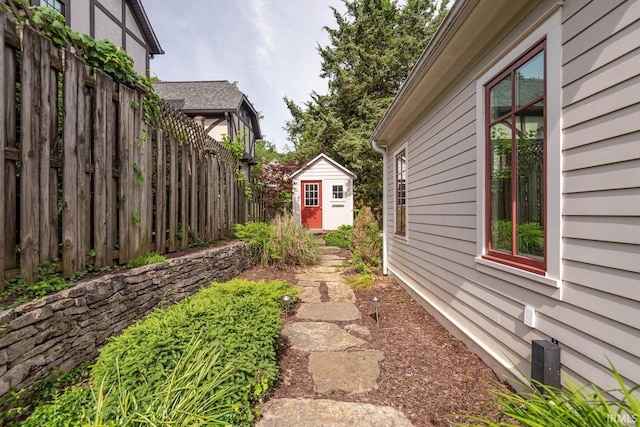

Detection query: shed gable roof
(290, 153), (357, 180)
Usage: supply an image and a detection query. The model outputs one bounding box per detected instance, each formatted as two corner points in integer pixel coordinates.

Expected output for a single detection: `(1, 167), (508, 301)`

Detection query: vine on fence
(222, 131), (253, 197)
(7, 0), (161, 125)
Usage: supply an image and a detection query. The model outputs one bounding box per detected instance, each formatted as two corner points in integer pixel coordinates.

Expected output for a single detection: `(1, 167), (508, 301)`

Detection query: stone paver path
(256, 244), (413, 427)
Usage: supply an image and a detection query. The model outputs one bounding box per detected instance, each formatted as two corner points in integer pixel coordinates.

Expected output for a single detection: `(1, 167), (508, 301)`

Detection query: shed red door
(301, 181), (322, 228)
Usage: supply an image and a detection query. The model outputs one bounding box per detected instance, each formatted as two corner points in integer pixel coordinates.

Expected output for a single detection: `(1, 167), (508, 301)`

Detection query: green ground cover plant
(324, 225), (352, 249)
(125, 251), (168, 268)
(22, 278), (297, 426)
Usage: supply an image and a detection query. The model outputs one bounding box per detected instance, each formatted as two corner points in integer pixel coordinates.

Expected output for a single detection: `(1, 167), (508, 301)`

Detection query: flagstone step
(309, 350), (385, 394)
(256, 398), (413, 427)
(295, 302), (361, 322)
(281, 322), (365, 352)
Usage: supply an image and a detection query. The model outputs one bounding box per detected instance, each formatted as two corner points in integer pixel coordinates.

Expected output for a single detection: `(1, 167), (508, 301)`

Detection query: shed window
(395, 150), (406, 235)
(332, 185), (344, 200)
(485, 41), (545, 274)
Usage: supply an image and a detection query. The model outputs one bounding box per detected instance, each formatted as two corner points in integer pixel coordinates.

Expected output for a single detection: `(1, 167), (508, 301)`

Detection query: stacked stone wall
(0, 242), (250, 396)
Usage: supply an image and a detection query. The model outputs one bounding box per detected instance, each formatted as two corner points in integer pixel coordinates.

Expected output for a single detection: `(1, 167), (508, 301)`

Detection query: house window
(395, 150), (407, 235)
(304, 183), (319, 207)
(485, 41), (545, 274)
(38, 0), (66, 17)
(332, 185), (344, 200)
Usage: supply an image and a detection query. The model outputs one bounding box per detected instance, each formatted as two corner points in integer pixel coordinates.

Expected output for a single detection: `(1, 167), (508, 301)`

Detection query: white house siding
(292, 157), (354, 230)
(382, 0), (640, 392)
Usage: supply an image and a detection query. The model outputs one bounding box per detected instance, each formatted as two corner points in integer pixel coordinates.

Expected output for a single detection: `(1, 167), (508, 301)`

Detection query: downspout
(370, 140), (388, 275)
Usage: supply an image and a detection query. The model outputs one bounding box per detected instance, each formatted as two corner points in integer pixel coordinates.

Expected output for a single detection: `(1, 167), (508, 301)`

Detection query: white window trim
(475, 8), (562, 289)
(393, 142), (409, 242)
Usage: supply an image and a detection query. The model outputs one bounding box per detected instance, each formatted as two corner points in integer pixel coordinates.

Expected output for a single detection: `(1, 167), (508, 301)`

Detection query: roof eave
(369, 0), (474, 146)
(127, 0), (164, 55)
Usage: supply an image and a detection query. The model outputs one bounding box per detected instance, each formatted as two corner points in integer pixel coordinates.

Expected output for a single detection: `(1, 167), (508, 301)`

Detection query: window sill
(475, 256), (560, 289)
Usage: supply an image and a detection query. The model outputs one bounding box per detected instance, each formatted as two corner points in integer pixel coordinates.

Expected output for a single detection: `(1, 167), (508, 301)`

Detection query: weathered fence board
(0, 16), (5, 291)
(93, 71), (111, 268)
(0, 12), (264, 284)
(154, 129), (167, 254)
(169, 136), (178, 252)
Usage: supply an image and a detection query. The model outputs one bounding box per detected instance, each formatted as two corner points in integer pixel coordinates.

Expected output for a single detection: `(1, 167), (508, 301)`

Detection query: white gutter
(370, 140), (388, 275)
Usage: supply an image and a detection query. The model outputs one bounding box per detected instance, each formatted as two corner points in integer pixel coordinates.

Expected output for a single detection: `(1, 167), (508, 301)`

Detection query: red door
(301, 181), (322, 228)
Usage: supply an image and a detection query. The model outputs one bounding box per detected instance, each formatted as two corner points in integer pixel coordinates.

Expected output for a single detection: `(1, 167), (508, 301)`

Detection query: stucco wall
(0, 241), (250, 397)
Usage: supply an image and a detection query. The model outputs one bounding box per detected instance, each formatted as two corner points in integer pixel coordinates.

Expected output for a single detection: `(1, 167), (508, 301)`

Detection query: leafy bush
(351, 207), (382, 267)
(344, 272), (374, 290)
(460, 362), (640, 427)
(125, 251), (168, 268)
(235, 215), (319, 268)
(234, 221), (274, 264)
(25, 279), (297, 426)
(324, 225), (352, 249)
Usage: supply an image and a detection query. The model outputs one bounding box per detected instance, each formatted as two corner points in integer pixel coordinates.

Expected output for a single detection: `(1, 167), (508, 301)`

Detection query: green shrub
(234, 221), (274, 264)
(351, 207), (382, 267)
(236, 215), (319, 268)
(324, 225), (352, 249)
(267, 213), (319, 268)
(125, 251), (168, 268)
(344, 272), (374, 290)
(25, 279), (297, 426)
(459, 362), (640, 427)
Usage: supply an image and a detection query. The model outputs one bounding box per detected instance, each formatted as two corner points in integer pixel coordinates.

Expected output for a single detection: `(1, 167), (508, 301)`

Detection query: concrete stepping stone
(282, 322), (365, 352)
(256, 398), (413, 427)
(295, 279), (321, 287)
(327, 282), (356, 302)
(309, 350), (385, 394)
(296, 286), (321, 303)
(296, 302), (361, 321)
(307, 265), (339, 274)
(346, 323), (370, 336)
(300, 272), (344, 282)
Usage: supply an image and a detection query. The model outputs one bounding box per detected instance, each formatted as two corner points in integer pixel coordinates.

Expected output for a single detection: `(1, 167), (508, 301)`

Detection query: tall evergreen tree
(284, 0), (447, 217)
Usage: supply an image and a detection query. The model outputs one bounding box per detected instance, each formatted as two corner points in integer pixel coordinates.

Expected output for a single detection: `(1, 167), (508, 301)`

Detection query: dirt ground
(239, 257), (511, 427)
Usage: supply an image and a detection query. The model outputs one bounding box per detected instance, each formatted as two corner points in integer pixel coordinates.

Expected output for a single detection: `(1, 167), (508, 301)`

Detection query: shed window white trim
(475, 8), (562, 286)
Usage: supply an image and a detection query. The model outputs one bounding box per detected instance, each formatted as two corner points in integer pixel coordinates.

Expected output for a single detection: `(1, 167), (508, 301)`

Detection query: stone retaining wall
(0, 241), (250, 397)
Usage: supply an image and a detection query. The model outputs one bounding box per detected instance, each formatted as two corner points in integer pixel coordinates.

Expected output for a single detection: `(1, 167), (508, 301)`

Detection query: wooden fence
(1, 14), (262, 286)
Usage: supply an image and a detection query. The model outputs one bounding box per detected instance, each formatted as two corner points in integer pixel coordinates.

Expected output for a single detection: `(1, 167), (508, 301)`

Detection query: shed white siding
(292, 155), (355, 231)
(376, 0), (640, 393)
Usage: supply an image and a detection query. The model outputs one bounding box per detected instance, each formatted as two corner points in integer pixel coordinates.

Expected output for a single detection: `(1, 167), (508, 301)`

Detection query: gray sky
(144, 0), (346, 152)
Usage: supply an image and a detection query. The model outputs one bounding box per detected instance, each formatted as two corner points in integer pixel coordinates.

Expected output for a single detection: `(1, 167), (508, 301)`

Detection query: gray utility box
(531, 340), (561, 389)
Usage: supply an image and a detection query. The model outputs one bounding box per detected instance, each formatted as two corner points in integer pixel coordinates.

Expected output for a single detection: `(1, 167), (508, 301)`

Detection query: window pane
(490, 75), (512, 121)
(516, 51), (544, 108)
(489, 121), (512, 253)
(332, 185), (344, 199)
(396, 151), (407, 234)
(305, 184), (319, 206)
(515, 103), (544, 258)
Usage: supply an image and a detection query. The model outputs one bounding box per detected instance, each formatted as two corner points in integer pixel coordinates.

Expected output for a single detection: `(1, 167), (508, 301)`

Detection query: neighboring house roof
(127, 0), (163, 55)
(290, 153), (357, 180)
(153, 80), (251, 113)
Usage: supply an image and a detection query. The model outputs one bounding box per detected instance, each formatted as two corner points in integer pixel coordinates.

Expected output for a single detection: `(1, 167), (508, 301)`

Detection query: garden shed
(291, 154), (356, 231)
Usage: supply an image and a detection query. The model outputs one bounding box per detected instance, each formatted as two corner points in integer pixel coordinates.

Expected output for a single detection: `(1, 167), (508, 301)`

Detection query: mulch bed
(239, 258), (511, 427)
